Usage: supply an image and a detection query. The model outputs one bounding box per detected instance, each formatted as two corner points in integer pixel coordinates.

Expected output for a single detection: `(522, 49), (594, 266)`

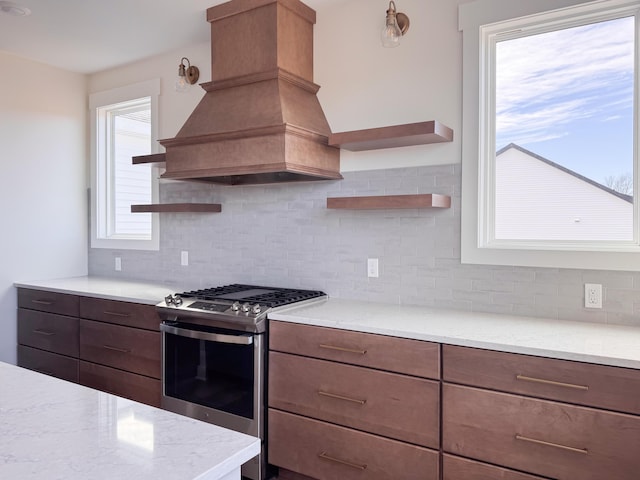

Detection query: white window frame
(89, 79), (160, 251)
(460, 0), (640, 271)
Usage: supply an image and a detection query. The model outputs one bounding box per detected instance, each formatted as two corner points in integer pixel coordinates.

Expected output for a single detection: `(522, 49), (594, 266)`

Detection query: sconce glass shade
(175, 57), (199, 92)
(381, 1), (410, 48)
(381, 16), (402, 48)
(175, 73), (189, 92)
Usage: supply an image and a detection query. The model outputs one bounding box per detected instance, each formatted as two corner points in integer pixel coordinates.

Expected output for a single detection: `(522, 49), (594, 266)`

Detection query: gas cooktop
(156, 284), (327, 333)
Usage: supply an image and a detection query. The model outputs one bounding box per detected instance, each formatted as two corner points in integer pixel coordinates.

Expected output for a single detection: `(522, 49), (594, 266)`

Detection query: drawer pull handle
(515, 434), (588, 454)
(516, 374), (589, 391)
(33, 329), (55, 336)
(317, 390), (367, 405)
(102, 345), (131, 354)
(32, 300), (54, 305)
(318, 452), (367, 470)
(103, 311), (131, 318)
(319, 344), (367, 355)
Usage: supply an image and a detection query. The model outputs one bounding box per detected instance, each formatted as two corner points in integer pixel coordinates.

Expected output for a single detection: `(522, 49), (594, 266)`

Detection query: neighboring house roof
(497, 143), (633, 204)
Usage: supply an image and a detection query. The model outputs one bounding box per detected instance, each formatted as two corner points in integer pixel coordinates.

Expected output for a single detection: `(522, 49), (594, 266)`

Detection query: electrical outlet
(181, 251), (189, 266)
(114, 257), (121, 271)
(367, 258), (379, 278)
(584, 283), (602, 309)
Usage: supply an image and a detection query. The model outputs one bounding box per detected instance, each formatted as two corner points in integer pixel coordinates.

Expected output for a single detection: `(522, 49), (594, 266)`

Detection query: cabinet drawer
(79, 320), (160, 378)
(79, 297), (160, 331)
(443, 454), (546, 480)
(276, 469), (316, 480)
(269, 351), (439, 448)
(18, 308), (79, 357)
(269, 321), (439, 379)
(18, 288), (78, 316)
(18, 345), (79, 383)
(79, 361), (161, 407)
(443, 344), (640, 415)
(269, 409), (439, 480)
(442, 384), (640, 480)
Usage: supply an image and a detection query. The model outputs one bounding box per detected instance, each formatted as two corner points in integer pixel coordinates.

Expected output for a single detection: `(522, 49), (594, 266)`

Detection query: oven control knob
(230, 302), (240, 312)
(164, 295), (175, 306)
(241, 303), (251, 313)
(173, 295), (183, 306)
(252, 304), (262, 314)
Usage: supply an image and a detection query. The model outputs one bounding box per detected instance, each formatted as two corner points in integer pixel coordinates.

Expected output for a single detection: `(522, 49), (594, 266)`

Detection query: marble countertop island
(0, 362), (260, 480)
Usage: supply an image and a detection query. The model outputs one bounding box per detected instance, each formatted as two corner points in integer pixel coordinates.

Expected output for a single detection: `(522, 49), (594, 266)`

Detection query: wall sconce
(175, 57), (200, 92)
(381, 1), (410, 48)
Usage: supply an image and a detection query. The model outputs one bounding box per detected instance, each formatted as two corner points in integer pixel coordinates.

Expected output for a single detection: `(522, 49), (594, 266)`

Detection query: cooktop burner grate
(178, 284), (326, 308)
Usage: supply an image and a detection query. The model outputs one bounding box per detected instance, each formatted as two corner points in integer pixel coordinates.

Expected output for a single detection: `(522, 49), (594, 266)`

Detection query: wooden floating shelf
(132, 153), (166, 165)
(326, 194), (451, 210)
(131, 203), (222, 213)
(328, 121), (453, 151)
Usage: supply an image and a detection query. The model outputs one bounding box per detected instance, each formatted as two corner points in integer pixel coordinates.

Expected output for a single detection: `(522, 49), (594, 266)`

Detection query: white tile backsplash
(89, 164), (640, 326)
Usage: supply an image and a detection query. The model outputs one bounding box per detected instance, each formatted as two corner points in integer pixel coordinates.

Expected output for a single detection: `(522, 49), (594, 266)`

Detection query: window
(460, 0), (640, 271)
(90, 79), (160, 250)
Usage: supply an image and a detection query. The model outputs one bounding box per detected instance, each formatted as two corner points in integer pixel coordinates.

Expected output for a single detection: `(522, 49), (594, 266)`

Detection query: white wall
(88, 42), (210, 141)
(314, 0), (462, 171)
(1, 51), (88, 364)
(88, 0), (462, 170)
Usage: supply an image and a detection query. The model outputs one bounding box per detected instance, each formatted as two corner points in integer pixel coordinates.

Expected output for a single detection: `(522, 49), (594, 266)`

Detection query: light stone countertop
(0, 362), (260, 480)
(14, 276), (640, 369)
(14, 276), (183, 305)
(269, 298), (640, 370)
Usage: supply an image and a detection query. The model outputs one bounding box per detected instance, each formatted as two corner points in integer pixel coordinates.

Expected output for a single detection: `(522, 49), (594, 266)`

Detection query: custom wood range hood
(153, 0), (341, 185)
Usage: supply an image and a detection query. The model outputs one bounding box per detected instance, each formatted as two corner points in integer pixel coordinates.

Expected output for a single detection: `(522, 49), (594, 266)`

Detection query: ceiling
(0, 0), (340, 74)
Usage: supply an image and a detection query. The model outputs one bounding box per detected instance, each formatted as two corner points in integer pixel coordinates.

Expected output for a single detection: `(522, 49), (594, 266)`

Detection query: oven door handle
(160, 323), (254, 345)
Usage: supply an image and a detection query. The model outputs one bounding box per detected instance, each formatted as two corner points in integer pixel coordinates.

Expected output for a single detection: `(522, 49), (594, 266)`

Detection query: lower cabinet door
(79, 361), (161, 407)
(79, 320), (160, 379)
(443, 454), (546, 480)
(18, 345), (79, 383)
(18, 309), (79, 357)
(269, 351), (439, 448)
(268, 409), (439, 480)
(443, 384), (640, 480)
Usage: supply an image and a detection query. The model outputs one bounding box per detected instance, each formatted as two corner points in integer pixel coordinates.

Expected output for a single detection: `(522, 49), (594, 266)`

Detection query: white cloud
(495, 15), (634, 147)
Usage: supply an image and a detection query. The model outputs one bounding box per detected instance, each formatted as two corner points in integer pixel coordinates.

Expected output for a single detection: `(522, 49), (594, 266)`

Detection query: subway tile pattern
(88, 165), (640, 327)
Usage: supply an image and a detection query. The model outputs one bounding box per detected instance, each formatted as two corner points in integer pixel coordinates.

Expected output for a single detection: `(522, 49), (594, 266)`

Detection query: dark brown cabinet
(17, 290), (80, 382)
(79, 361), (160, 407)
(269, 324), (640, 480)
(269, 409), (438, 480)
(17, 288), (161, 407)
(79, 319), (160, 378)
(442, 454), (546, 480)
(268, 321), (440, 480)
(442, 345), (640, 480)
(17, 346), (79, 383)
(443, 344), (640, 414)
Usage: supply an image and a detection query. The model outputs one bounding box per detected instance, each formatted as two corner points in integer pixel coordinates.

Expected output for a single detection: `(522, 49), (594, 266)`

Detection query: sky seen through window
(495, 15), (634, 192)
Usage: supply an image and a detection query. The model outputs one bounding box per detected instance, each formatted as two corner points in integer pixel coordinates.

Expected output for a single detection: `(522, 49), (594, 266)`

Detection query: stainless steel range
(157, 284), (327, 480)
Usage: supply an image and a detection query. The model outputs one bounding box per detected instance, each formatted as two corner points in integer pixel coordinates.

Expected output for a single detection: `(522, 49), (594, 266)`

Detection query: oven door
(160, 321), (263, 438)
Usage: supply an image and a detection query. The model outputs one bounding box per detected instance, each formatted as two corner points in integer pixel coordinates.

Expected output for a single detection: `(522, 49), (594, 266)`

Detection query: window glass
(108, 100), (153, 238)
(459, 0), (640, 270)
(89, 79), (160, 251)
(493, 16), (635, 242)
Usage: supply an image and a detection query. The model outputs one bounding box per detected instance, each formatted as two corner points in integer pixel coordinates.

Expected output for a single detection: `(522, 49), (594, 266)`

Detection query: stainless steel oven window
(161, 323), (258, 420)
(160, 323), (267, 479)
